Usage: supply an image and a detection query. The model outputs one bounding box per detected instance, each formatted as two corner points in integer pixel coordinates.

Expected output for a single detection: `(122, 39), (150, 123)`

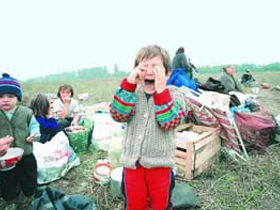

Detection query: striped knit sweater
(110, 78), (186, 169)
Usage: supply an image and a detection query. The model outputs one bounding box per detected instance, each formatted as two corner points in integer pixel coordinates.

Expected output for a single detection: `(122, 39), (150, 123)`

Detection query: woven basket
(65, 126), (89, 153)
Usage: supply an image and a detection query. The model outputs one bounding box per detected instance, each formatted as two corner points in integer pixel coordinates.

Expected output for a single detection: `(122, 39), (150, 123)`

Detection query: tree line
(24, 62), (280, 83)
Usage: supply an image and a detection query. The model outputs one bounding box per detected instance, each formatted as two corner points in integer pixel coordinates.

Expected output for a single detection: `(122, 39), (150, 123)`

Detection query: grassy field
(1, 71), (280, 210)
(21, 78), (123, 106)
(21, 71), (280, 106)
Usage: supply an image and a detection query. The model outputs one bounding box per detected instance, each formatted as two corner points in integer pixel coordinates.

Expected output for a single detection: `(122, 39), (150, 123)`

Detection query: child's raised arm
(154, 88), (186, 130)
(110, 78), (137, 122)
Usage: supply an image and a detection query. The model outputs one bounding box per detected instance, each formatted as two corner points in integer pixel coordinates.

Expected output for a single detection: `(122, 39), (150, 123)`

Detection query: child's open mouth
(143, 79), (156, 94)
(144, 79), (155, 85)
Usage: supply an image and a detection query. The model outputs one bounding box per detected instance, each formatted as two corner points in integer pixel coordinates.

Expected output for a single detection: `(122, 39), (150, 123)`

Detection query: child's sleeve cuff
(153, 89), (172, 105)
(120, 78), (137, 92)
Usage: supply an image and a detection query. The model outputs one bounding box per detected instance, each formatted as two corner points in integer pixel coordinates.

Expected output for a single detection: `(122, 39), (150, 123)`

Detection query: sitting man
(241, 69), (256, 87)
(218, 66), (243, 93)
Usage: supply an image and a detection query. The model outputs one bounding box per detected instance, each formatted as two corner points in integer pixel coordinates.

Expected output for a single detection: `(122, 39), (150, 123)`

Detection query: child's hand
(63, 96), (71, 104)
(26, 136), (34, 144)
(127, 63), (146, 84)
(0, 135), (13, 157)
(71, 121), (78, 127)
(153, 65), (167, 93)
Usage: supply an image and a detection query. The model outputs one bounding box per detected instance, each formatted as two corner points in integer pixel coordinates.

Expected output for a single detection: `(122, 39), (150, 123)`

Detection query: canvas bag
(172, 182), (201, 209)
(235, 111), (276, 150)
(29, 186), (96, 210)
(200, 77), (225, 93)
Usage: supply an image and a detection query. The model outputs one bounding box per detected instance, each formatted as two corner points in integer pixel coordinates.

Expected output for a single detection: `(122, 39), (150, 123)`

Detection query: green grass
(21, 78), (123, 106)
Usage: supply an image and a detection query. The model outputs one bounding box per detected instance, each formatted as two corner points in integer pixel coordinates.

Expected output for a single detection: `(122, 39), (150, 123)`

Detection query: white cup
(252, 87), (259, 94)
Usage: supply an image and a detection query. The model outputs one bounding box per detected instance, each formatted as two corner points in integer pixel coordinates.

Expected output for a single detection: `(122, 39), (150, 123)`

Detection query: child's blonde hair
(134, 45), (171, 74)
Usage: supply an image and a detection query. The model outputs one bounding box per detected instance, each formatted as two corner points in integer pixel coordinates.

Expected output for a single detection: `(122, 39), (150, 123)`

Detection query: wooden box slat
(195, 140), (221, 168)
(175, 124), (221, 180)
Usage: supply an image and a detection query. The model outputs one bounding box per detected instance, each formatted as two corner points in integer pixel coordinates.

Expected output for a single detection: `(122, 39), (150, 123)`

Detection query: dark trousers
(0, 153), (37, 201)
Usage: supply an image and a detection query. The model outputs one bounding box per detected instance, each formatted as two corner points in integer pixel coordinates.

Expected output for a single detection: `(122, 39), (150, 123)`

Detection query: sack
(200, 77), (225, 93)
(172, 182), (201, 208)
(235, 111), (276, 150)
(108, 136), (122, 168)
(33, 132), (80, 184)
(29, 186), (96, 210)
(91, 112), (124, 151)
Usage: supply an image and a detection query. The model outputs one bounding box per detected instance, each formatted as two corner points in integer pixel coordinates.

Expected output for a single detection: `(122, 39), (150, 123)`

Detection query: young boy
(0, 73), (40, 205)
(110, 45), (186, 210)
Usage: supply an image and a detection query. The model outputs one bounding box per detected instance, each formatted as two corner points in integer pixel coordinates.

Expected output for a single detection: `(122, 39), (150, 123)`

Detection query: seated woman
(53, 84), (80, 130)
(30, 94), (60, 143)
(217, 66), (243, 93)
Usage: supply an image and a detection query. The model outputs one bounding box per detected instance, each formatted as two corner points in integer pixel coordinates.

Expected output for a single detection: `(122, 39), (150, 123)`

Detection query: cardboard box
(175, 124), (221, 180)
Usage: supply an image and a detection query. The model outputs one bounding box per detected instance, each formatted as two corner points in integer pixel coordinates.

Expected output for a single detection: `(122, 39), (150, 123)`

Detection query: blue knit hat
(0, 73), (22, 101)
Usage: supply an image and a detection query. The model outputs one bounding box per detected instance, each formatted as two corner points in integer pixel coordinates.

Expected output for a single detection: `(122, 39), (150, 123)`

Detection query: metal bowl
(0, 147), (24, 171)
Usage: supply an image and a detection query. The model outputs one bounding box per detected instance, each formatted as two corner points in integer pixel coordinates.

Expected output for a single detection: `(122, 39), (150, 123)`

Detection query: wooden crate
(175, 124), (221, 180)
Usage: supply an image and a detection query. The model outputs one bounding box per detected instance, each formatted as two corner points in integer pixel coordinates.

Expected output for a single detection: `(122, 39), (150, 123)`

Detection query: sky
(0, 0), (279, 80)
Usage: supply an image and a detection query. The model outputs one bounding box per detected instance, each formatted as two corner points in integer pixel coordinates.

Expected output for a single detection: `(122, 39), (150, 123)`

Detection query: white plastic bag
(108, 136), (123, 168)
(91, 113), (124, 151)
(34, 131), (80, 184)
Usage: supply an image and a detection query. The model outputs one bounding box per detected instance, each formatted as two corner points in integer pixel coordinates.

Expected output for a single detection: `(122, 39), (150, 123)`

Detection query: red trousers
(122, 165), (174, 210)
